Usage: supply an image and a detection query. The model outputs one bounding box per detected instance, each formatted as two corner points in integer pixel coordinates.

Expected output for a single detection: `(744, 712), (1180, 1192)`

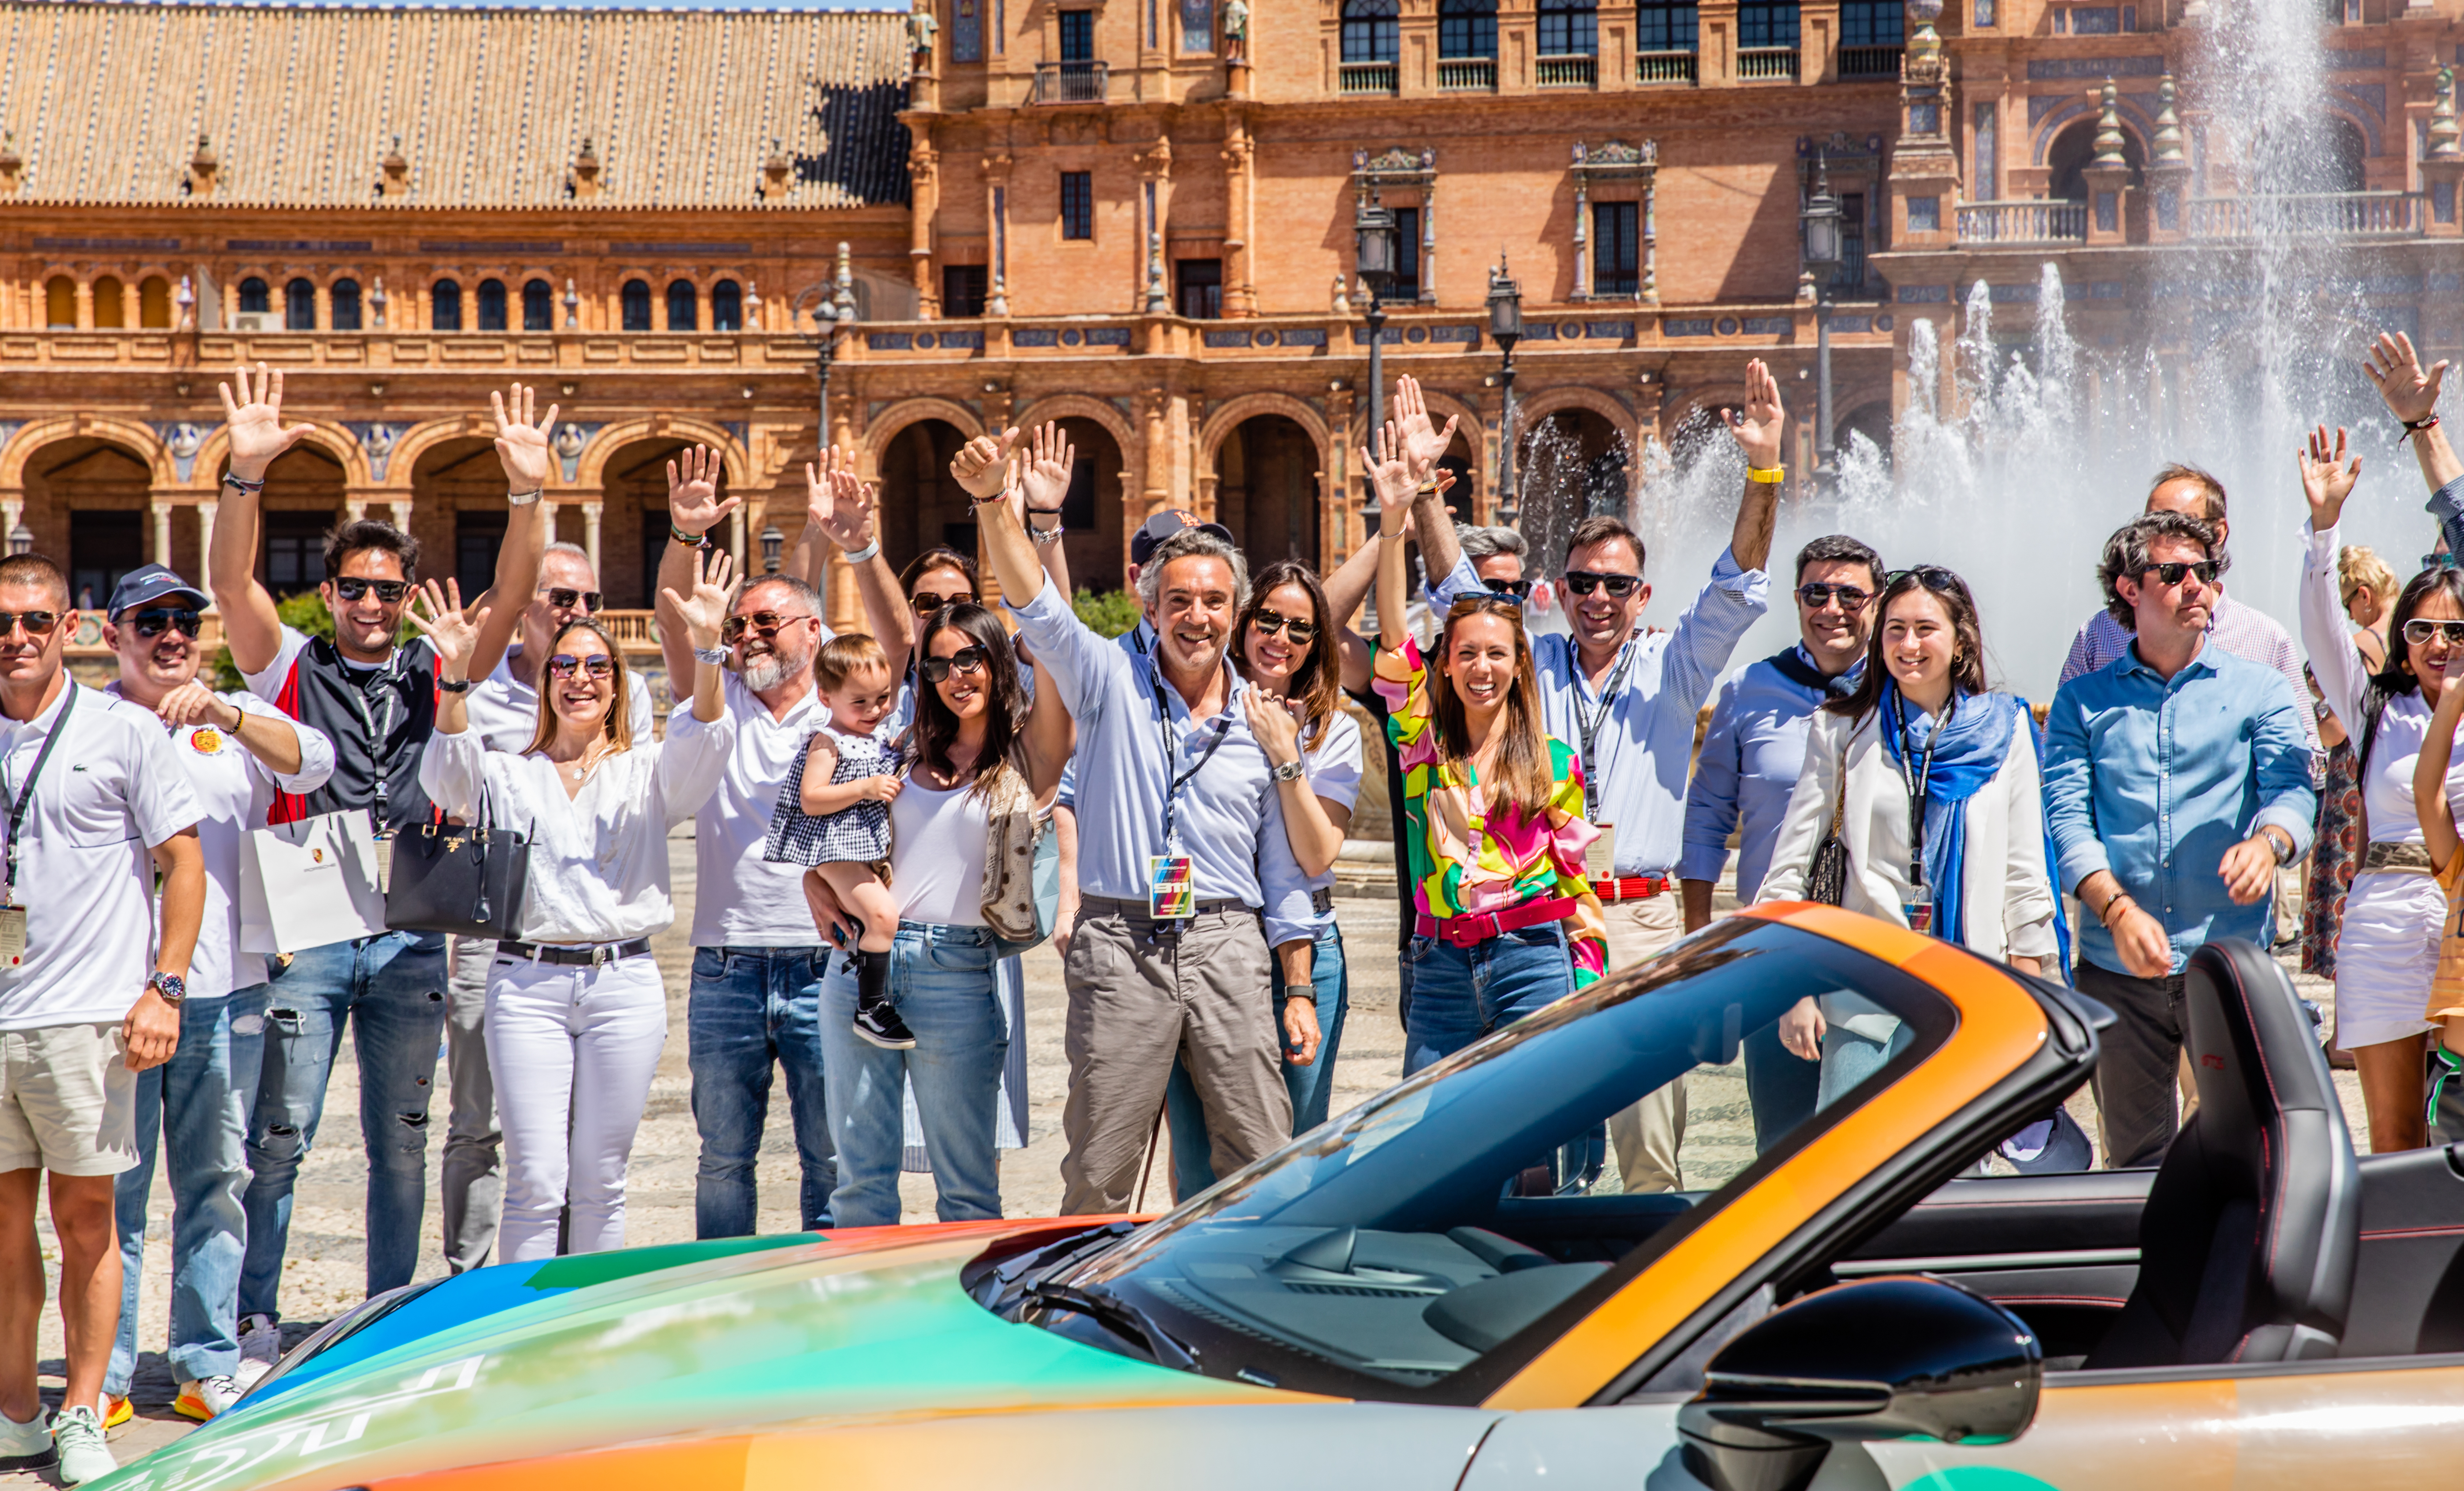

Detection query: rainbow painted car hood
(102, 1222), (1301, 1491)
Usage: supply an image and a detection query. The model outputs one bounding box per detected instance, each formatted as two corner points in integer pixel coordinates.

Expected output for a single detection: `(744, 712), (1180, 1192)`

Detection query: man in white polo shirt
(441, 541), (652, 1273)
(95, 565), (333, 1430)
(0, 553), (204, 1485)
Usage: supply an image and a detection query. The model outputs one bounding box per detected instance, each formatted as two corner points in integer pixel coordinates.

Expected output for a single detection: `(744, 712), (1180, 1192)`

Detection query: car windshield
(1041, 916), (1959, 1403)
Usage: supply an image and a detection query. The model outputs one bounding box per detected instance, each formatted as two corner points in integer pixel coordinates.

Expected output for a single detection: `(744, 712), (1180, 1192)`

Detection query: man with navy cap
(96, 566), (333, 1428)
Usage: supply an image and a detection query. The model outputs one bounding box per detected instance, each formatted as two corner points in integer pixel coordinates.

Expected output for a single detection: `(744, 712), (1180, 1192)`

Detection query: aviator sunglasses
(129, 608), (203, 639)
(919, 644), (990, 682)
(547, 653), (616, 680)
(540, 587), (603, 613)
(1482, 577), (1535, 600)
(1248, 609), (1320, 646)
(1794, 582), (1873, 610)
(911, 590), (975, 616)
(0, 611), (60, 637)
(719, 610), (813, 645)
(2405, 618), (2464, 646)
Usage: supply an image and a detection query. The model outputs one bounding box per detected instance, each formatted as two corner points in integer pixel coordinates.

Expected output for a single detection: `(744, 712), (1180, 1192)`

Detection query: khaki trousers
(1058, 899), (1291, 1215)
(1602, 893), (1689, 1193)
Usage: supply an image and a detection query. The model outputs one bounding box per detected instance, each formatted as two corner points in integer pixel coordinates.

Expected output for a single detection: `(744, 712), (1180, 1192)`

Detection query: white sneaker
(176, 1374), (244, 1421)
(51, 1404), (114, 1486)
(0, 1405), (50, 1473)
(235, 1312), (282, 1389)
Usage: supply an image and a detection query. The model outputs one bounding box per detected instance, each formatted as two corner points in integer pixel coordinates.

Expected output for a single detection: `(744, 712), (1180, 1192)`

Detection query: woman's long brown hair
(521, 619), (634, 756)
(1431, 595), (1558, 823)
(1234, 559), (1345, 749)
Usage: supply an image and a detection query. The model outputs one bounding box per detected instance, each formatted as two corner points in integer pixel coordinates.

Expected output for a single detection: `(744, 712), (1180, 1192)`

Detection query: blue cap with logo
(105, 563), (210, 618)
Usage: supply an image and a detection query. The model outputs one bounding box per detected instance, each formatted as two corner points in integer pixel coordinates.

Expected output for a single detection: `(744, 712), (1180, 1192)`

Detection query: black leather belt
(500, 937), (652, 967)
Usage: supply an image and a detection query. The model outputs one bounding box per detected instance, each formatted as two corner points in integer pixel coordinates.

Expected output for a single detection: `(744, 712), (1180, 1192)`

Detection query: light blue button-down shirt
(1008, 581), (1315, 948)
(1431, 547), (1769, 877)
(1680, 646), (1864, 900)
(2044, 640), (2317, 976)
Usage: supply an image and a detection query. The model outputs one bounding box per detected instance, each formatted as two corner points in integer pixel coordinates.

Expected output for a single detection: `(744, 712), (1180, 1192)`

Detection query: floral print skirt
(2302, 740), (2362, 978)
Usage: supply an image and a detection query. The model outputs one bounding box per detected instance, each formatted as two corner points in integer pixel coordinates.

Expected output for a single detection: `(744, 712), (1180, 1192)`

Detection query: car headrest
(2182, 939), (2343, 1139)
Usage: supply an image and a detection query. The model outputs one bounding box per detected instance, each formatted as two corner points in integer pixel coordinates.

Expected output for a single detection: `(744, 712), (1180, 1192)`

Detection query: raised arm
(2367, 330), (2464, 493)
(1017, 421), (1079, 604)
(660, 545), (738, 726)
(2421, 654), (2464, 874)
(1720, 358), (1785, 573)
(470, 383), (554, 681)
(803, 451), (912, 672)
(210, 363), (318, 675)
(1021, 652), (1076, 804)
(1368, 423), (1417, 653)
(2298, 424), (2372, 730)
(1393, 375), (1466, 583)
(656, 445), (741, 689)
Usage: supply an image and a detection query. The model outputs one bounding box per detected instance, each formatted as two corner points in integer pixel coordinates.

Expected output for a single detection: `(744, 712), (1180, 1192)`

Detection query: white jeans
(483, 952), (668, 1263)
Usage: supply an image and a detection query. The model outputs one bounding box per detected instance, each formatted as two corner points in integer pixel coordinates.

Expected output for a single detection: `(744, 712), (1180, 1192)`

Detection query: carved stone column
(582, 499), (604, 576)
(982, 154), (1014, 317)
(197, 498), (217, 585)
(150, 498), (173, 567)
(909, 134), (943, 318)
(1139, 389), (1172, 517)
(1222, 117), (1257, 318)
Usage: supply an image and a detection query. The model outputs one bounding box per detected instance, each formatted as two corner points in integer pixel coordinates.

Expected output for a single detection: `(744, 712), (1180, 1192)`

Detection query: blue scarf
(1881, 684), (2020, 950)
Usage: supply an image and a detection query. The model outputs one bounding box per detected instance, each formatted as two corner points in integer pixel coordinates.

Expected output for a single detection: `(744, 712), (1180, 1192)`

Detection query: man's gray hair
(542, 540), (594, 572)
(1458, 524), (1527, 562)
(2097, 510), (2228, 631)
(1136, 528), (1250, 614)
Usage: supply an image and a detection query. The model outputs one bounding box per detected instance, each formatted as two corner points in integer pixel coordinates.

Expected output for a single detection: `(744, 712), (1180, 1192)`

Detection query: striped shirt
(2058, 591), (2322, 758)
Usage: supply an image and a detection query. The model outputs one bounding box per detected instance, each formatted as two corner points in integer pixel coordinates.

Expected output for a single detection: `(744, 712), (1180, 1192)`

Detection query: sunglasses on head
(540, 587), (602, 614)
(1887, 565), (1968, 591)
(2405, 618), (2464, 646)
(719, 610), (811, 644)
(0, 610), (60, 638)
(920, 644), (990, 682)
(1561, 570), (1643, 599)
(1795, 582), (1873, 610)
(1446, 593), (1527, 620)
(1248, 608), (1320, 646)
(2138, 560), (2220, 588)
(333, 576), (411, 604)
(128, 608), (202, 639)
(1482, 577), (1534, 600)
(547, 653), (615, 680)
(911, 591), (974, 616)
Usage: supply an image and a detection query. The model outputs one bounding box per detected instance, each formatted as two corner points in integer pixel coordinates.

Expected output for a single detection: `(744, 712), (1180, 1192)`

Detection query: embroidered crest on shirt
(188, 726), (224, 755)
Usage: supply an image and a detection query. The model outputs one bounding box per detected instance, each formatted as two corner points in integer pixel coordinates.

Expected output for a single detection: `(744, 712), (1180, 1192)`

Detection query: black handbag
(384, 808), (532, 939)
(1804, 762), (1851, 907)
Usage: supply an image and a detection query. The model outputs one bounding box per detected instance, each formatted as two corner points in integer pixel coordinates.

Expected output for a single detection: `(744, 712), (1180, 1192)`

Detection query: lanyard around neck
(1, 684), (77, 903)
(1574, 641), (1638, 819)
(1151, 665), (1231, 852)
(1886, 689), (1950, 889)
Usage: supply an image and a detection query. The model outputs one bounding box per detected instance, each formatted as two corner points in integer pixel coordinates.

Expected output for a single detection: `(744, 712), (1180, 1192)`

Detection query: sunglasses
(0, 610), (60, 638)
(911, 591), (975, 616)
(1886, 565), (1967, 591)
(2405, 618), (2464, 646)
(919, 644), (990, 682)
(1446, 593), (1527, 620)
(1482, 577), (1534, 600)
(128, 608), (202, 639)
(1795, 582), (1873, 610)
(333, 576), (411, 604)
(1561, 570), (1643, 599)
(719, 610), (812, 644)
(546, 653), (615, 680)
(1248, 608), (1320, 645)
(540, 587), (603, 614)
(2138, 561), (2220, 588)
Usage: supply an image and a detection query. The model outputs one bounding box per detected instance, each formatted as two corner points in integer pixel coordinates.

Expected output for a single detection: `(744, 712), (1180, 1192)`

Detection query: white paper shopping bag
(238, 809), (389, 955)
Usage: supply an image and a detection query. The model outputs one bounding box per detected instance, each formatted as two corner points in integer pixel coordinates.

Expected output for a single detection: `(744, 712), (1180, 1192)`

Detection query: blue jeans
(1401, 922), (1574, 1076)
(1166, 922), (1349, 1201)
(687, 946), (836, 1236)
(817, 923), (1007, 1228)
(107, 985), (268, 1394)
(1818, 1014), (1915, 1109)
(242, 932), (448, 1317)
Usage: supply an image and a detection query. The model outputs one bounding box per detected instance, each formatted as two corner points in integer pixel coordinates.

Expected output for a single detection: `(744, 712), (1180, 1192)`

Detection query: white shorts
(0, 1022), (137, 1176)
(2334, 871), (2445, 1050)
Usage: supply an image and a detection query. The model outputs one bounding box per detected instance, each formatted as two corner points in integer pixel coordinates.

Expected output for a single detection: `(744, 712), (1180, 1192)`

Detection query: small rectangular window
(1737, 0), (1799, 48)
(1538, 0), (1599, 55)
(1973, 0), (1995, 23)
(943, 264), (989, 317)
(1062, 457), (1099, 529)
(1593, 201), (1639, 297)
(1059, 9), (1095, 60)
(456, 511), (507, 605)
(262, 511), (332, 595)
(1973, 100), (1998, 202)
(1906, 194), (1940, 232)
(1837, 192), (1866, 288)
(1392, 207), (1422, 300)
(1636, 0), (1698, 51)
(1060, 172), (1094, 240)
(1175, 258), (1223, 319)
(1840, 0), (1902, 46)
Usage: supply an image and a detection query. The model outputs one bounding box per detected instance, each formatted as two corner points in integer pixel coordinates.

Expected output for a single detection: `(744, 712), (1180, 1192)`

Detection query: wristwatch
(147, 971), (186, 1007)
(1278, 984), (1314, 1002)
(2264, 826), (2296, 865)
(1270, 759), (1306, 783)
(436, 676), (471, 694)
(693, 645), (730, 666)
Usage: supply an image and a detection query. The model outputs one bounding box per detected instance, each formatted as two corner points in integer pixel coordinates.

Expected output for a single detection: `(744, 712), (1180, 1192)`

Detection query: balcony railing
(1636, 49), (1698, 83)
(2187, 191), (2425, 239)
(1437, 58), (1496, 91)
(1838, 44), (1903, 78)
(1537, 53), (1597, 87)
(1738, 47), (1800, 80)
(1955, 199), (2089, 243)
(1032, 60), (1107, 103)
(1338, 60), (1398, 94)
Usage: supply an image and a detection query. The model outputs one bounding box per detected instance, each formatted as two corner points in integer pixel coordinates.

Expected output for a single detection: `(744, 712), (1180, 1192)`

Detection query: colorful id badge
(1148, 855), (1196, 919)
(1585, 822), (1616, 883)
(1903, 882), (1935, 936)
(0, 905), (22, 966)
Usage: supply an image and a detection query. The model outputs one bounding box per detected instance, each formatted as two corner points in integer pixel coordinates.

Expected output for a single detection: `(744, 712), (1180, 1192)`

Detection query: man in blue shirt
(2045, 511), (2316, 1168)
(1680, 533), (1881, 1150)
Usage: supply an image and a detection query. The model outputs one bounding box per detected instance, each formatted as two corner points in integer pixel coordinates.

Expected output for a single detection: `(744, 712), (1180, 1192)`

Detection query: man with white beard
(655, 447), (841, 1236)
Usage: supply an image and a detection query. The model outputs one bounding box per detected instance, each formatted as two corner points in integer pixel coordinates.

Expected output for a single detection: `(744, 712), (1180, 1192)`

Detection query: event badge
(0, 905), (22, 965)
(1903, 883), (1935, 936)
(1585, 823), (1616, 883)
(1148, 855), (1196, 920)
(373, 830), (395, 896)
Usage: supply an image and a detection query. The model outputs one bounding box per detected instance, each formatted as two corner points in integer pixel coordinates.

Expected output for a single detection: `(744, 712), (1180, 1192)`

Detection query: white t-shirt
(693, 670), (833, 947)
(0, 682), (204, 1029)
(1300, 706), (1367, 913)
(465, 644), (658, 754)
(888, 778), (990, 926)
(104, 684), (337, 1001)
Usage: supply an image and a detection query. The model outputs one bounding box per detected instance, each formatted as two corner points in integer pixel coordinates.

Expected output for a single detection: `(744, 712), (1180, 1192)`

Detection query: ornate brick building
(3, 0), (2459, 639)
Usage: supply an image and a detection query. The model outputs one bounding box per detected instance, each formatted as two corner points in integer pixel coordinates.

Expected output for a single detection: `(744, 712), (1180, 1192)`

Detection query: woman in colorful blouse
(1365, 422), (1607, 1076)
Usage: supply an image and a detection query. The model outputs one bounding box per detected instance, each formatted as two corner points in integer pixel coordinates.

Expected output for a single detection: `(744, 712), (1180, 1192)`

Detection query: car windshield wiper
(1023, 1279), (1200, 1370)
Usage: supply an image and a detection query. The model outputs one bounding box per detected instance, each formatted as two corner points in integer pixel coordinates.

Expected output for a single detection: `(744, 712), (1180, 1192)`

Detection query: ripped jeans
(240, 931), (449, 1317)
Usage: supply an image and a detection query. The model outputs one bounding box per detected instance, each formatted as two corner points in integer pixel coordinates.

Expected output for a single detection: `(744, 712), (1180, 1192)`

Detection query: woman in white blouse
(1760, 566), (2057, 1103)
(411, 550), (737, 1260)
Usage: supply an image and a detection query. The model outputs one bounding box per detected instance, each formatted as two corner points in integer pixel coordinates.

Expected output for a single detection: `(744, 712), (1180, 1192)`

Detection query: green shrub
(1072, 586), (1142, 639)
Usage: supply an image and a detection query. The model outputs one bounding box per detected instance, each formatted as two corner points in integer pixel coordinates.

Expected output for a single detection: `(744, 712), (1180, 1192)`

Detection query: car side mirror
(1675, 1276), (2041, 1491)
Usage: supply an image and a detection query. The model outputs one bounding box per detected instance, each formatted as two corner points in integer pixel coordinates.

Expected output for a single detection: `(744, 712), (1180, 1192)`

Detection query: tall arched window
(476, 278), (508, 331)
(44, 276), (74, 328)
(138, 276), (172, 329)
(711, 279), (743, 331)
(92, 276), (126, 329)
(621, 279), (652, 331)
(238, 277), (271, 314)
(432, 279), (464, 331)
(285, 277), (317, 330)
(331, 278), (363, 330)
(1538, 0), (1599, 54)
(1341, 0), (1400, 60)
(1439, 0), (1497, 56)
(666, 279), (698, 331)
(521, 278), (554, 331)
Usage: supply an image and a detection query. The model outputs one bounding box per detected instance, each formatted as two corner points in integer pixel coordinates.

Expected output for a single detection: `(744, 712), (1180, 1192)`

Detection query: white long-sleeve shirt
(418, 709), (734, 945)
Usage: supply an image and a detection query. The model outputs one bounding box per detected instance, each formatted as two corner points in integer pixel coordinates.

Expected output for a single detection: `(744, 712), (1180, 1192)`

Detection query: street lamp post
(1353, 193), (1398, 516)
(1799, 151), (1844, 486)
(1486, 256), (1525, 530)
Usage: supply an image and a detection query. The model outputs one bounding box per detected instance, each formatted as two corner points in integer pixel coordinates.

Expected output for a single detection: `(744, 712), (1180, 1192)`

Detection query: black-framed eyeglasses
(546, 653), (616, 679)
(1795, 582), (1873, 611)
(920, 644), (990, 682)
(2404, 618), (2464, 646)
(1561, 570), (1643, 599)
(0, 610), (61, 638)
(1482, 577), (1534, 600)
(911, 591), (975, 616)
(1248, 608), (1320, 645)
(2139, 561), (2220, 588)
(128, 609), (202, 639)
(333, 576), (411, 604)
(719, 610), (812, 644)
(540, 587), (602, 614)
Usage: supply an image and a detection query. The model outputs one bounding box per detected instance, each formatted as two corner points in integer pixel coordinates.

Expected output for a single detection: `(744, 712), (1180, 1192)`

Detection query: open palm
(668, 444), (738, 534)
(664, 547), (739, 649)
(217, 362), (316, 478)
(2298, 424), (2361, 530)
(806, 446), (874, 550)
(1723, 358), (1786, 470)
(490, 382), (560, 491)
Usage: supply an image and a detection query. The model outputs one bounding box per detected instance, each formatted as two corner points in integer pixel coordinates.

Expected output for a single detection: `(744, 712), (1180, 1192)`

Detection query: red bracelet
(2406, 414), (2442, 439)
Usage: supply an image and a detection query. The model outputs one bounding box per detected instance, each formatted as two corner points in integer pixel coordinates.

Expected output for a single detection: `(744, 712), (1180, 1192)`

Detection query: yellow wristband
(1746, 465), (1786, 484)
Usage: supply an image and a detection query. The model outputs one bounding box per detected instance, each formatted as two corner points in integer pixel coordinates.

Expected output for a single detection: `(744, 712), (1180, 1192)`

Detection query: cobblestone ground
(14, 842), (2369, 1480)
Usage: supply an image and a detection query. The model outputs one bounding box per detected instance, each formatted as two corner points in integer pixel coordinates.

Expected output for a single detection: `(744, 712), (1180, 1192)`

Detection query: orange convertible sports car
(105, 904), (2464, 1491)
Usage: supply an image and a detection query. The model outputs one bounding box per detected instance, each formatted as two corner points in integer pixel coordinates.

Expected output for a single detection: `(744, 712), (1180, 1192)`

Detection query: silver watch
(693, 645), (730, 666)
(1271, 759), (1305, 783)
(147, 971), (186, 1006)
